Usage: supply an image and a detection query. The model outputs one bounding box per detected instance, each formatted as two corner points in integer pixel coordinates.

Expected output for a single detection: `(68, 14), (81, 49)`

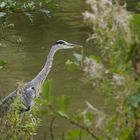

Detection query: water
(1, 0), (136, 139)
(0, 0), (102, 139)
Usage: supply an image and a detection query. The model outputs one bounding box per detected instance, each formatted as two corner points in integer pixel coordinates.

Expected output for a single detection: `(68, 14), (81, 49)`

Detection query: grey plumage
(0, 40), (81, 116)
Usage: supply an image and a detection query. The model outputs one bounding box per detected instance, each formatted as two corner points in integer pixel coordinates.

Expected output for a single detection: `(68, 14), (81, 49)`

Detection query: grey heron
(0, 40), (82, 116)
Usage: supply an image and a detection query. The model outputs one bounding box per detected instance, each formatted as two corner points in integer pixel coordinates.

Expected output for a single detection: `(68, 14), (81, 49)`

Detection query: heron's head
(54, 40), (82, 49)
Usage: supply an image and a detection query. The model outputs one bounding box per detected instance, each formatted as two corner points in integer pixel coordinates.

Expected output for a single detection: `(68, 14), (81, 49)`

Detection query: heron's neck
(31, 45), (60, 85)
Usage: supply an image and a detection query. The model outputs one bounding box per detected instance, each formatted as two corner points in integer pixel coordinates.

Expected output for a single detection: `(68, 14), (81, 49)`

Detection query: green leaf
(72, 115), (84, 123)
(119, 127), (133, 140)
(40, 109), (48, 115)
(25, 12), (33, 23)
(86, 112), (94, 121)
(0, 12), (6, 18)
(130, 14), (140, 40)
(0, 2), (6, 8)
(89, 55), (102, 63)
(65, 128), (81, 140)
(40, 9), (50, 16)
(57, 111), (68, 117)
(0, 43), (7, 48)
(65, 59), (79, 71)
(0, 59), (7, 66)
(35, 97), (47, 105)
(0, 59), (7, 69)
(106, 116), (117, 133)
(73, 52), (83, 62)
(42, 79), (52, 102)
(56, 96), (70, 112)
(65, 128), (88, 140)
(128, 94), (140, 108)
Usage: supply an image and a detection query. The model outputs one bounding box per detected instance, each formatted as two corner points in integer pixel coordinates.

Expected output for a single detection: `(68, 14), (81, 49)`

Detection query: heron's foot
(20, 112), (25, 121)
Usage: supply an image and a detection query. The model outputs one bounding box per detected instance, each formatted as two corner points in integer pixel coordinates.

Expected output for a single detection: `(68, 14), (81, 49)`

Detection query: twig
(48, 105), (99, 140)
(62, 132), (65, 140)
(0, 37), (18, 44)
(49, 117), (56, 140)
(79, 129), (82, 140)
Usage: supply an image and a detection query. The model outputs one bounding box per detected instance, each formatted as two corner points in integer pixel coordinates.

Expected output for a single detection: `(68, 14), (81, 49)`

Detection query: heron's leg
(27, 106), (36, 124)
(20, 106), (30, 121)
(20, 111), (25, 121)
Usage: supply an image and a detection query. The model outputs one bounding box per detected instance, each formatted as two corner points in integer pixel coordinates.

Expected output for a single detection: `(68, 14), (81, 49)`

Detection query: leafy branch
(47, 104), (99, 140)
(0, 1), (51, 14)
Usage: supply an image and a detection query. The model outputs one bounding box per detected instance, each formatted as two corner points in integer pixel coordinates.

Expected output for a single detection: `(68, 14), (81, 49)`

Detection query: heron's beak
(69, 43), (83, 48)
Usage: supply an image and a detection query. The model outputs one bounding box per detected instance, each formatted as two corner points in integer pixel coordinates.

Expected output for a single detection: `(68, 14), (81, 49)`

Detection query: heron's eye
(31, 87), (35, 90)
(55, 40), (65, 45)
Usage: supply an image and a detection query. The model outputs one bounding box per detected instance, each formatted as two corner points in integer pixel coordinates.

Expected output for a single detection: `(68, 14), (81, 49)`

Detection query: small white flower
(83, 57), (104, 78)
(113, 74), (125, 86)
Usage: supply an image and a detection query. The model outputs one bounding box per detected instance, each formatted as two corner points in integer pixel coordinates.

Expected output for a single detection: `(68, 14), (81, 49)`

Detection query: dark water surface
(0, 0), (112, 139)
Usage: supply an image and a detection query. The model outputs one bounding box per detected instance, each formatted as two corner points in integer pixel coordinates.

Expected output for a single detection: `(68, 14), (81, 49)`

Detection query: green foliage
(65, 52), (84, 72)
(63, 0), (140, 139)
(0, 87), (40, 139)
(128, 94), (140, 108)
(0, 0), (56, 45)
(65, 128), (88, 140)
(0, 0), (56, 68)
(130, 14), (140, 40)
(0, 59), (7, 69)
(42, 79), (52, 103)
(65, 128), (81, 140)
(0, 0), (53, 12)
(56, 96), (70, 113)
(35, 80), (99, 139)
(65, 59), (79, 71)
(1, 0), (140, 139)
(0, 59), (7, 66)
(138, 1), (140, 10)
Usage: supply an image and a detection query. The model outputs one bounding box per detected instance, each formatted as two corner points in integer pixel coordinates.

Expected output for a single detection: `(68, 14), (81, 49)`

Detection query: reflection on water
(0, 0), (104, 139)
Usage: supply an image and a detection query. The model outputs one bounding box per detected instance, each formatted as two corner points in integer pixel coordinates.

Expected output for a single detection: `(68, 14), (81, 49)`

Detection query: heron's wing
(0, 85), (36, 117)
(0, 90), (17, 116)
(22, 87), (36, 108)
